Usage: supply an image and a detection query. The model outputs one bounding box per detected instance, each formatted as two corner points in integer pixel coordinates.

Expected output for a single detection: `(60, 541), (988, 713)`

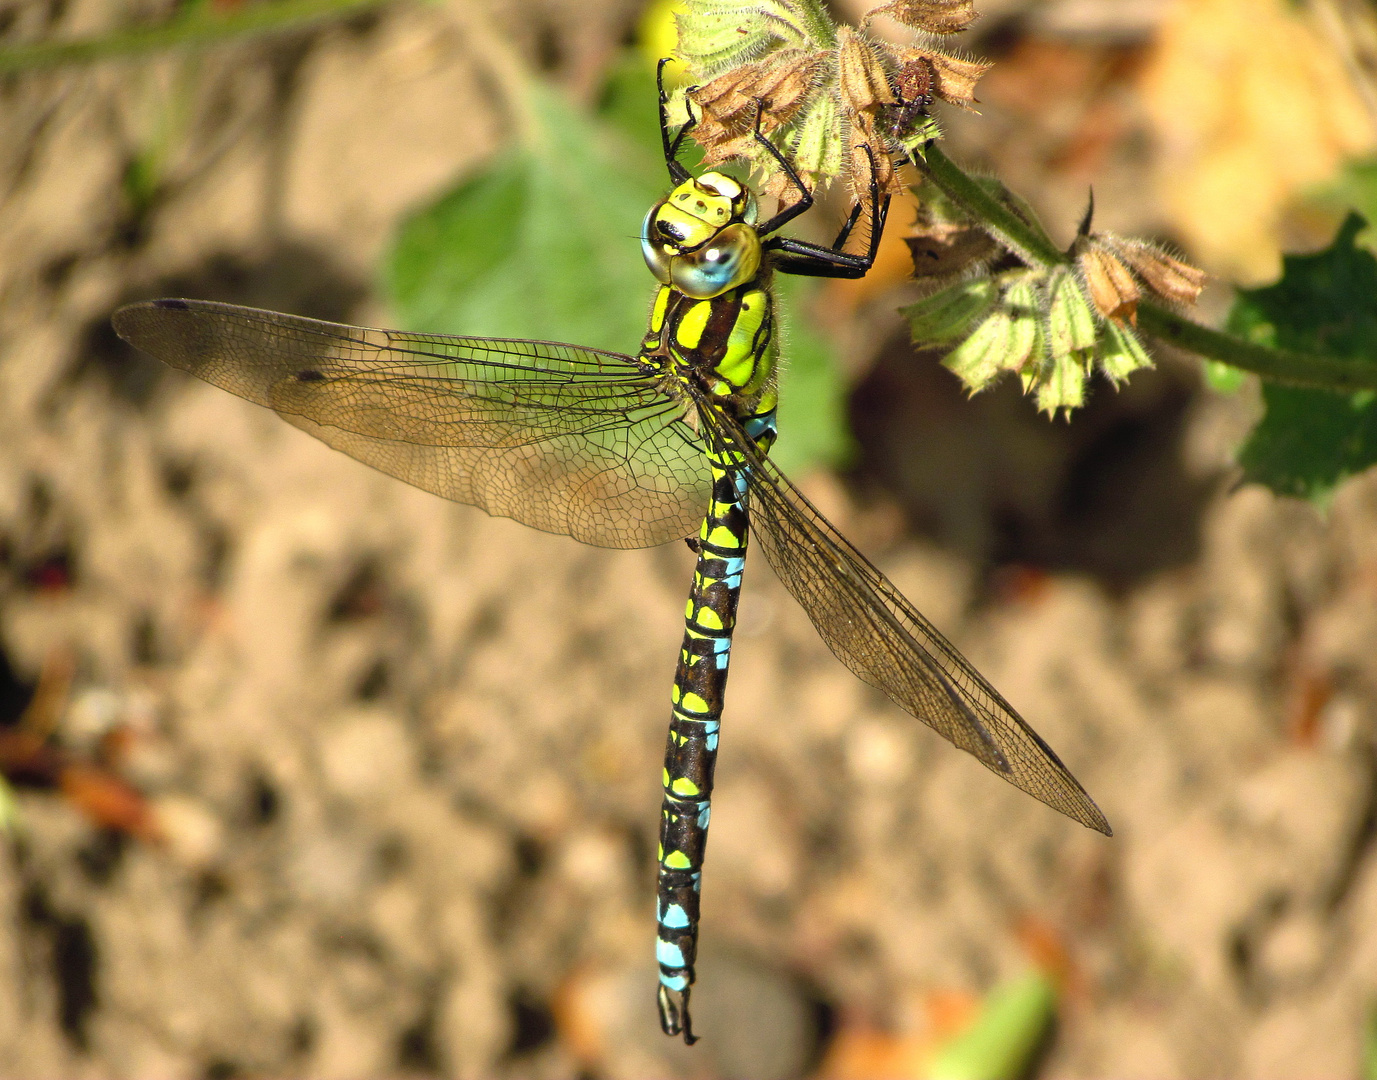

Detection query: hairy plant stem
(1137, 303), (1377, 393)
(917, 142), (1062, 268)
(0, 0), (386, 75)
(918, 143), (1377, 394)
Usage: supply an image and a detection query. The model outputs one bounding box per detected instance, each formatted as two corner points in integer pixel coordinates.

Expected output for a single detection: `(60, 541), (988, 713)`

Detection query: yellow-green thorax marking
(639, 171), (779, 444)
(639, 171), (779, 1042)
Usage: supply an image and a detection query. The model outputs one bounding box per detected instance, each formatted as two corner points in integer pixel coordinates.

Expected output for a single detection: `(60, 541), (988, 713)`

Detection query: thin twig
(0, 0), (388, 75)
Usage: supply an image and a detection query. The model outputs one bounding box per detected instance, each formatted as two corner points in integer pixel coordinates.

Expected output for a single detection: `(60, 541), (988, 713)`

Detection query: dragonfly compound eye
(669, 223), (762, 299)
(642, 204), (674, 284)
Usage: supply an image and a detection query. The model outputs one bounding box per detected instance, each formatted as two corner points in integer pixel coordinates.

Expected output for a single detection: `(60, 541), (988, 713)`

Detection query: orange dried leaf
(59, 763), (159, 839)
(864, 0), (977, 35)
(1078, 245), (1141, 325)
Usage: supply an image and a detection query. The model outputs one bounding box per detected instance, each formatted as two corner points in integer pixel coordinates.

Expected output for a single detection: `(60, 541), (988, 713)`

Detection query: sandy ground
(1, 1), (1376, 1077)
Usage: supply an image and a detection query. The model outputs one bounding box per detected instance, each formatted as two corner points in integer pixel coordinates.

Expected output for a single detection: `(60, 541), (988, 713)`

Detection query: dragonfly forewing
(113, 300), (712, 548)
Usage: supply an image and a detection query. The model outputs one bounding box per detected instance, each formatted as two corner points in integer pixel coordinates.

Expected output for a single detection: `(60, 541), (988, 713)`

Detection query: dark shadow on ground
(849, 332), (1215, 587)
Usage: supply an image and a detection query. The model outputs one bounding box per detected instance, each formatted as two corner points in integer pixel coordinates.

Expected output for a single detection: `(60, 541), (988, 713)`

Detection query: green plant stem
(922, 141), (1377, 394)
(917, 142), (1062, 267)
(0, 0), (387, 75)
(1138, 303), (1377, 393)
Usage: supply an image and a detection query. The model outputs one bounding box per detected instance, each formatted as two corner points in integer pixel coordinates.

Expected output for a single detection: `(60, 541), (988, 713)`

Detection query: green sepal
(675, 0), (823, 75)
(943, 309), (1017, 392)
(894, 112), (943, 156)
(1034, 349), (1087, 417)
(1001, 276), (1044, 373)
(901, 278), (999, 344)
(1004, 300), (1042, 377)
(1099, 320), (1154, 386)
(1047, 269), (1097, 361)
(788, 91), (843, 184)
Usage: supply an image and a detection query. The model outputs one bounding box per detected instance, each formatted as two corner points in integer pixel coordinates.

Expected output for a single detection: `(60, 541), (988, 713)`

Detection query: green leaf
(1312, 155), (1377, 258)
(386, 85), (663, 355)
(1203, 359), (1246, 393)
(1229, 214), (1377, 503)
(927, 971), (1058, 1080)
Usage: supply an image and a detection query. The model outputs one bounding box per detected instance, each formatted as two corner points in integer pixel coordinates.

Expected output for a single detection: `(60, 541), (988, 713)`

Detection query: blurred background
(2, 0), (1377, 1076)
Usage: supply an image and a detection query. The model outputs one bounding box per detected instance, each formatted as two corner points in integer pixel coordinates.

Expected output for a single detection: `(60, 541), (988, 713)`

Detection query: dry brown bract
(688, 48), (830, 171)
(1075, 235), (1208, 325)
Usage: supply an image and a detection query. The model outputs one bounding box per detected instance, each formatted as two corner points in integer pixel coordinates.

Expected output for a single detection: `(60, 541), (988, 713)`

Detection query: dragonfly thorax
(642, 172), (762, 300)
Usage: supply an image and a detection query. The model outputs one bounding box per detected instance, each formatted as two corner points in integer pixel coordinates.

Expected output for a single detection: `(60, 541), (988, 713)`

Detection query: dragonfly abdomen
(656, 457), (750, 1043)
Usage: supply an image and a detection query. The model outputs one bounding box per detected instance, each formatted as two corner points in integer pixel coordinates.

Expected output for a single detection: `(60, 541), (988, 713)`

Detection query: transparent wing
(113, 299), (710, 549)
(707, 415), (1110, 834)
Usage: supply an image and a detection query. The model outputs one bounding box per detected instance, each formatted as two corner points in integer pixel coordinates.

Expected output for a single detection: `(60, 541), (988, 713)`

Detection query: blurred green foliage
(1365, 999), (1377, 1080)
(1228, 214), (1377, 505)
(1315, 155), (1377, 257)
(385, 59), (849, 475)
(387, 84), (661, 355)
(928, 971), (1058, 1080)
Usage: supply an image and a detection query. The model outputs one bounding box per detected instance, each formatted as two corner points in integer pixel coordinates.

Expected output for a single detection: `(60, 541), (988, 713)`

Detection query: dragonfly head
(642, 172), (762, 300)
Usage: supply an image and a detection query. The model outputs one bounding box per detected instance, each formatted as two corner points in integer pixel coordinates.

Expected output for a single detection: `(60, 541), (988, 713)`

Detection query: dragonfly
(113, 68), (1111, 1044)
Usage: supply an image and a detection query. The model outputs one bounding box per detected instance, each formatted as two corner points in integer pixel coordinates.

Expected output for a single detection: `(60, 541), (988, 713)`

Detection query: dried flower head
(1073, 232), (1207, 326)
(673, 0), (987, 199)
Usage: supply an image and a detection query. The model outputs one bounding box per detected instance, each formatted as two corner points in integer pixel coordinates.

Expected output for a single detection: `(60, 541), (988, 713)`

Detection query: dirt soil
(2, 1), (1376, 1078)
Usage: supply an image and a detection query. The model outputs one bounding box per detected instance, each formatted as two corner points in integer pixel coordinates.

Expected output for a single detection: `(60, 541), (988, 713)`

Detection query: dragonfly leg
(658, 58), (698, 184)
(656, 458), (749, 1043)
(763, 143), (892, 278)
(752, 101), (816, 237)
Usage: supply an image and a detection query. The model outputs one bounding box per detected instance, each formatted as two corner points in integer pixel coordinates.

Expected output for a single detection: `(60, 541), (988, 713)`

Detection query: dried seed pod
(673, 0), (994, 201)
(688, 49), (831, 168)
(1077, 244), (1142, 325)
(863, 0), (977, 35)
(1103, 237), (1208, 306)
